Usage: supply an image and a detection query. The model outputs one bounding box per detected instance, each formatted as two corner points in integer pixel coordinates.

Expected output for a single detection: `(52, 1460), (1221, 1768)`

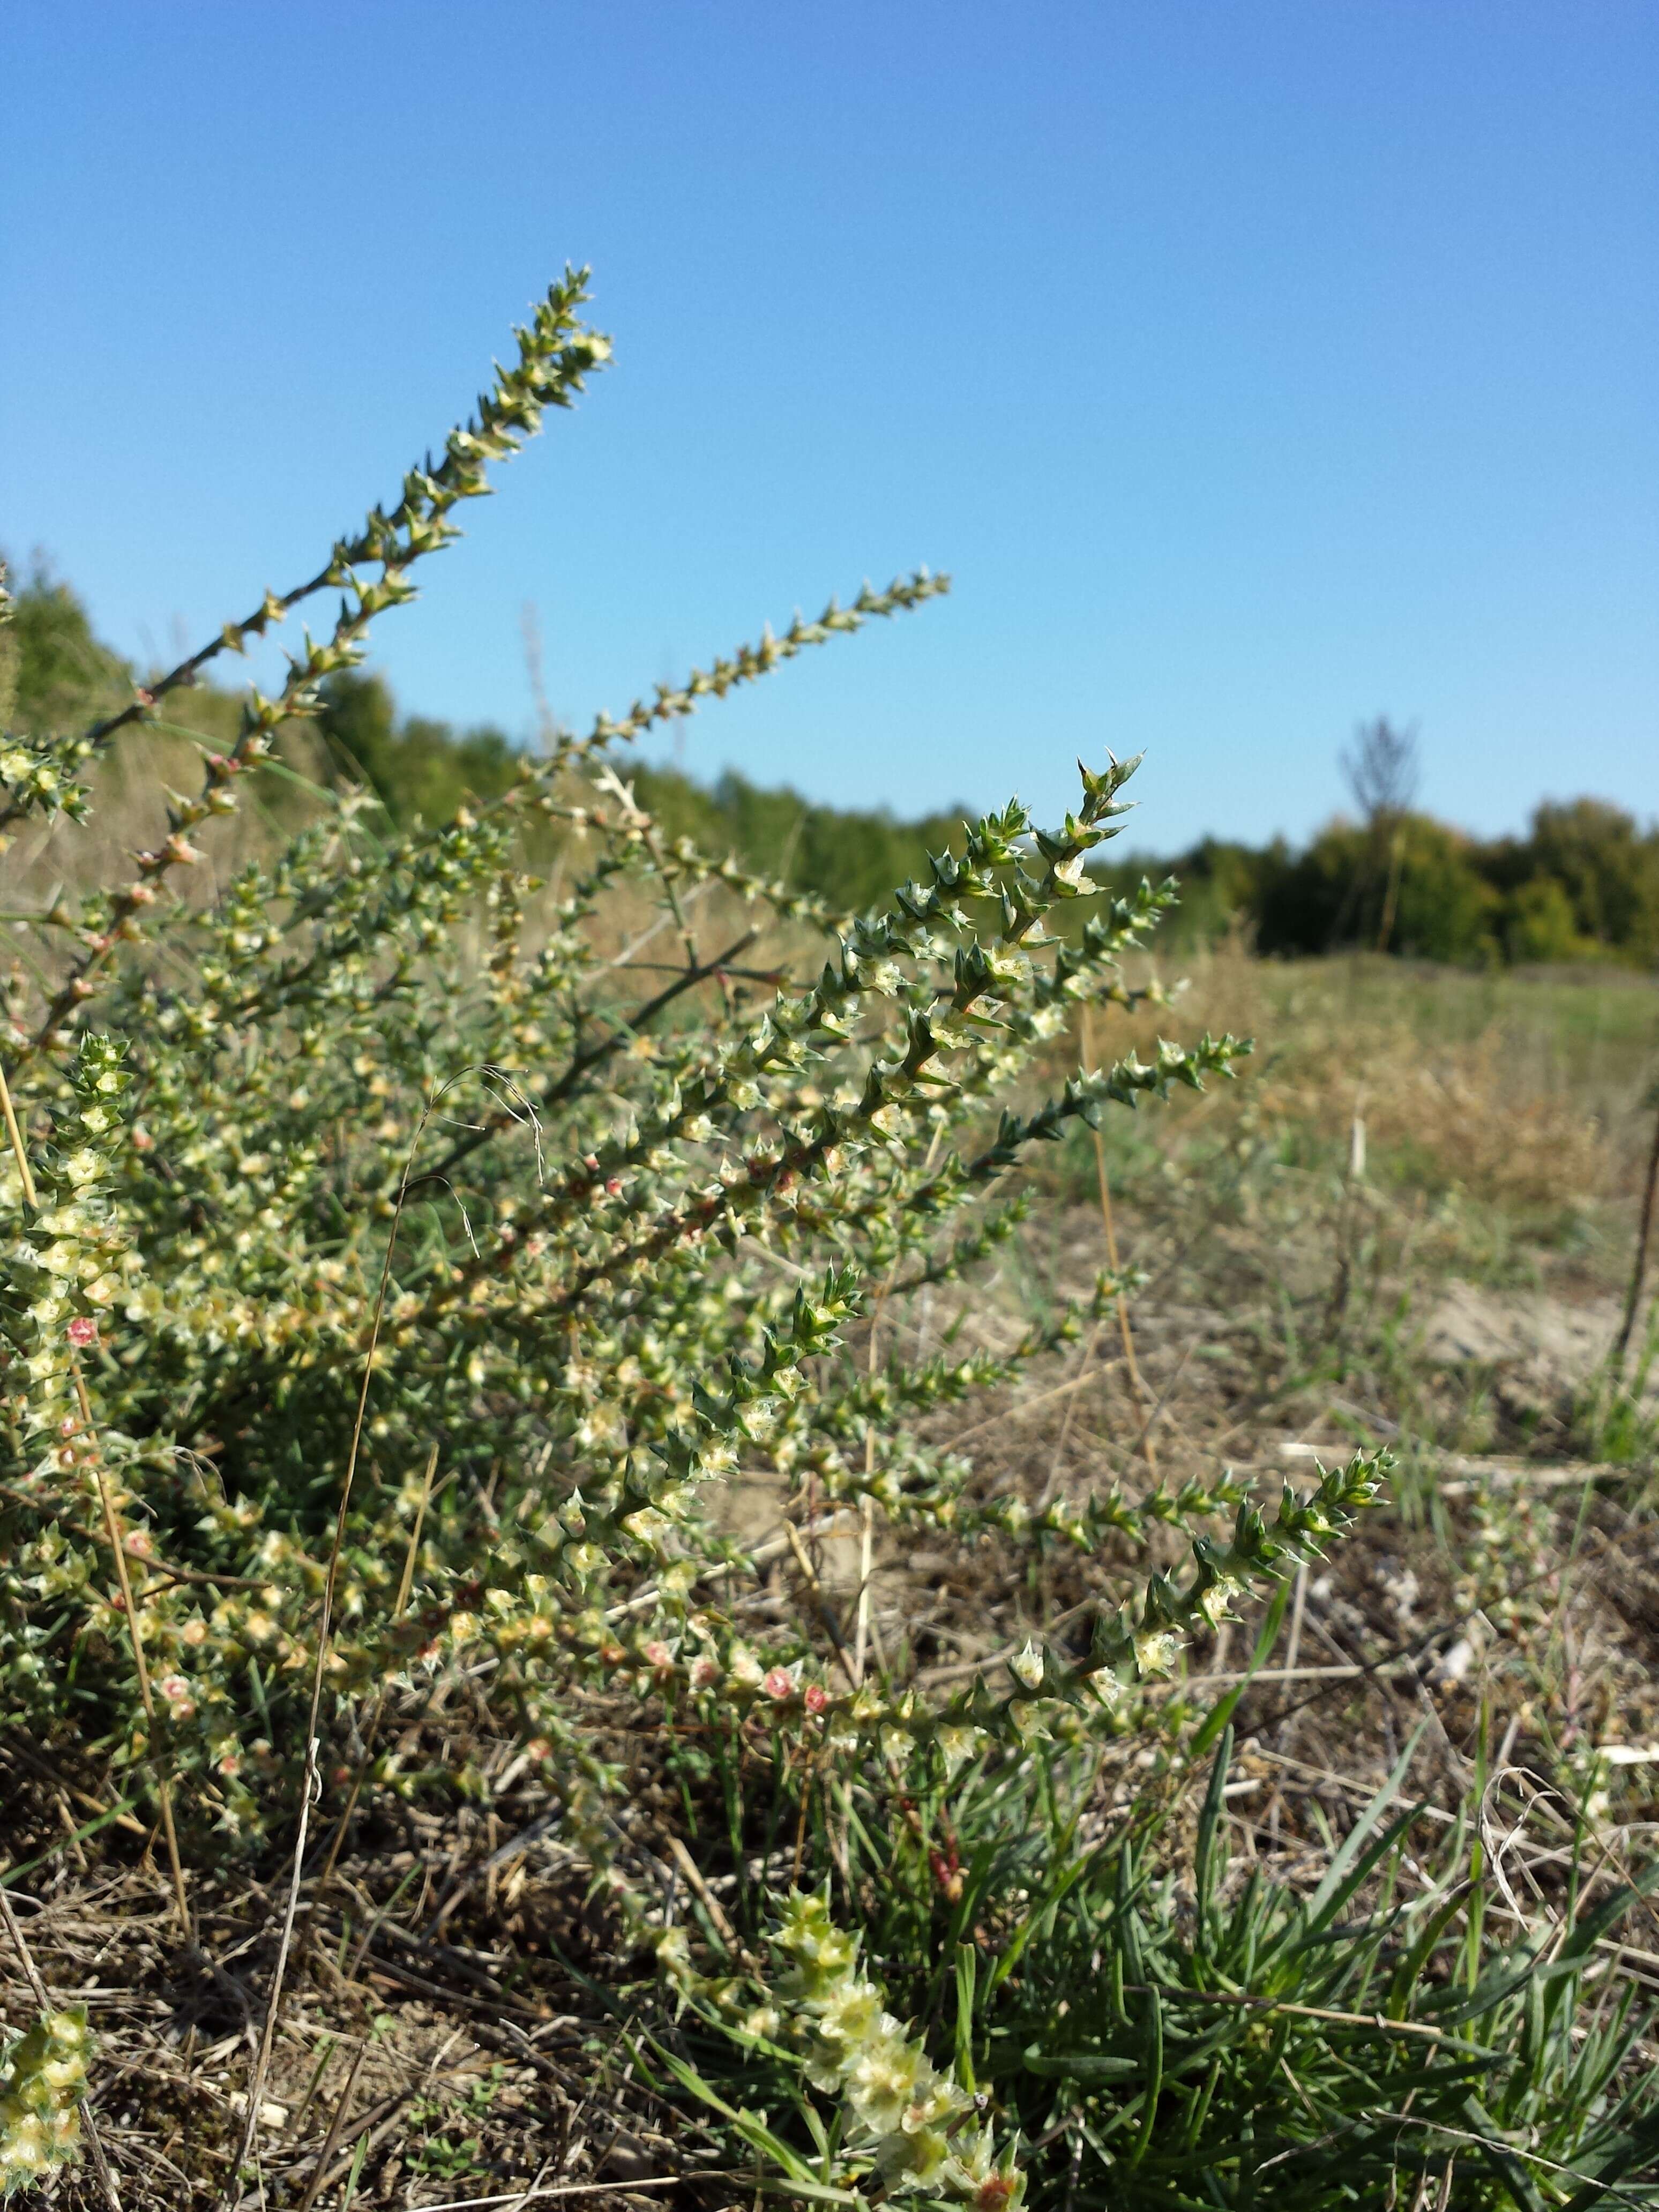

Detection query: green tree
(1, 563), (130, 732)
(1504, 873), (1588, 964)
(317, 669), (519, 824)
(1388, 816), (1497, 962)
(1529, 796), (1659, 961)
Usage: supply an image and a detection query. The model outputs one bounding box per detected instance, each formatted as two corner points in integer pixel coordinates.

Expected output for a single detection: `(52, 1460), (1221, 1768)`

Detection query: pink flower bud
(804, 1683), (829, 1715)
(66, 1316), (98, 1348)
(643, 1640), (673, 1670)
(762, 1668), (795, 1702)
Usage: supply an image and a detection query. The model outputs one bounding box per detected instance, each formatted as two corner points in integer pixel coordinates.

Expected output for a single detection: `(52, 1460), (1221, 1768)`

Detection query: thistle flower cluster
(0, 2011), (88, 2197)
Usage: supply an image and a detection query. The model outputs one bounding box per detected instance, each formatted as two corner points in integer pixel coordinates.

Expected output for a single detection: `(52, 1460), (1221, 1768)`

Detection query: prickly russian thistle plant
(0, 271), (1403, 2201)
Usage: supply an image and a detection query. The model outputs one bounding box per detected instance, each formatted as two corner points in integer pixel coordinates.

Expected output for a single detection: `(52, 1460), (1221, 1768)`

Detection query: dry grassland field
(3, 286), (1658, 2212)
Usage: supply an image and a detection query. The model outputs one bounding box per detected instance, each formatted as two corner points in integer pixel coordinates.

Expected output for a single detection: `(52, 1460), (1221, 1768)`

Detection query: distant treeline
(1117, 808), (1659, 968)
(7, 565), (1656, 968)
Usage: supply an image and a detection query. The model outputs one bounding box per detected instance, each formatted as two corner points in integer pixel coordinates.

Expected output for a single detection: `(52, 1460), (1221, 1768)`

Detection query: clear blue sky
(4, 3), (1655, 852)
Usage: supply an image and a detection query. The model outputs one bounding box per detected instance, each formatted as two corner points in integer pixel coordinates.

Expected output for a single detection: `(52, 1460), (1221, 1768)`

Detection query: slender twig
(1036, 1321), (1103, 1514)
(665, 1834), (746, 1955)
(1612, 1080), (1659, 1372)
(0, 1479), (265, 1590)
(1120, 1981), (1456, 2044)
(1080, 1004), (1153, 1460)
(853, 1493), (876, 1688)
(405, 2178), (728, 2212)
(0, 1059), (38, 1207)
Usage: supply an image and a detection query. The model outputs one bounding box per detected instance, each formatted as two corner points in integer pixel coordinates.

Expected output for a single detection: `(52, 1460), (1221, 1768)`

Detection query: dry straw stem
(1612, 1081), (1659, 1371)
(0, 1058), (189, 1932)
(0, 1064), (36, 1208)
(1268, 1438), (1636, 1495)
(1080, 1003), (1153, 1459)
(404, 2182), (719, 2211)
(1118, 1982), (1455, 2045)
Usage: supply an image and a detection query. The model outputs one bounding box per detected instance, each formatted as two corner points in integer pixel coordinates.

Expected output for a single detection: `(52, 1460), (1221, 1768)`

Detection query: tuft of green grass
(663, 1729), (1659, 2209)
